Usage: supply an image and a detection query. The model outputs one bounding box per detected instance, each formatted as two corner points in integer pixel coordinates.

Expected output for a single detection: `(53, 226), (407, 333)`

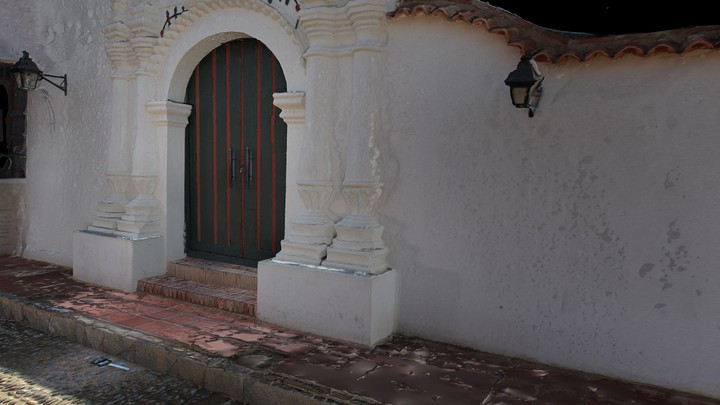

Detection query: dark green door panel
(185, 39), (287, 266)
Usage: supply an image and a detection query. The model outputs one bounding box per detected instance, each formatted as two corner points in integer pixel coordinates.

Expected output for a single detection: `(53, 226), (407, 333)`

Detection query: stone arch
(149, 0), (307, 102)
(144, 0), (307, 262)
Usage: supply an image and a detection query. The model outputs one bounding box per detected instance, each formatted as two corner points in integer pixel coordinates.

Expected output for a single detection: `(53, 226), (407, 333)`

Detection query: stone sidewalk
(0, 255), (718, 404)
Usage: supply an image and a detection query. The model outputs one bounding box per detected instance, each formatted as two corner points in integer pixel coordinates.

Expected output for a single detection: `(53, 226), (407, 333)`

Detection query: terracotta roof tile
(390, 0), (720, 63)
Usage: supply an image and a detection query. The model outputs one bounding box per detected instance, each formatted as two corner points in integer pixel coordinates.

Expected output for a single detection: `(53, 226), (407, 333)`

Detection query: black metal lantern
(10, 51), (42, 91)
(10, 51), (67, 96)
(504, 55), (543, 117)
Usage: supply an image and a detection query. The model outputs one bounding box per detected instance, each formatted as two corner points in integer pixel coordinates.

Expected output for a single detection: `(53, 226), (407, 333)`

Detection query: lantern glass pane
(15, 72), (39, 90)
(12, 72), (22, 89)
(510, 86), (529, 107)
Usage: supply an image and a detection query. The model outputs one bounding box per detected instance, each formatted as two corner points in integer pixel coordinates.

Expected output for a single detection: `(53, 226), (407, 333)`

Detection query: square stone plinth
(73, 230), (164, 292)
(257, 260), (397, 346)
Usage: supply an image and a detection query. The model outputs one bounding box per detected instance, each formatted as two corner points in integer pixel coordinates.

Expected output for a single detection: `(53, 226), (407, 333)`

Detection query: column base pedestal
(275, 240), (329, 265)
(72, 230), (164, 292)
(257, 259), (396, 346)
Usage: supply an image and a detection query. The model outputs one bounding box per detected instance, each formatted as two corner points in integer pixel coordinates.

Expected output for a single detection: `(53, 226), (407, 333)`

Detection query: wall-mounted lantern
(504, 55), (543, 117)
(10, 51), (67, 96)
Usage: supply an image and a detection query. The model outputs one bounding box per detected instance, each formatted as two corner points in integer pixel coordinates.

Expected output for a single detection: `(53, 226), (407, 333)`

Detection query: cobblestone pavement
(0, 318), (244, 404)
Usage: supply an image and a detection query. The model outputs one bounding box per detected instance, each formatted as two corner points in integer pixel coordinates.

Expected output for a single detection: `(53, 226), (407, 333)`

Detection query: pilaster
(258, 0), (397, 348)
(116, 4), (162, 240)
(324, 0), (389, 273)
(91, 16), (136, 234)
(274, 5), (350, 265)
(146, 100), (193, 260)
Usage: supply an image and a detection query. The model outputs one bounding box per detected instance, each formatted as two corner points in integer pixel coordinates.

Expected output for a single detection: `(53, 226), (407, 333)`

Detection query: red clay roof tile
(390, 0), (720, 63)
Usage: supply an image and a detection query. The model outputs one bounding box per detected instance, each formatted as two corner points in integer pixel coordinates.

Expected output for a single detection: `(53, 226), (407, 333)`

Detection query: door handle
(245, 147), (253, 187)
(229, 148), (237, 188)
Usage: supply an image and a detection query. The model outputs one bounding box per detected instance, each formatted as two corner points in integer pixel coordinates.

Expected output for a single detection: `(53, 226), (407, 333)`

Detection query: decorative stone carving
(88, 173), (131, 234)
(273, 92), (305, 126)
(274, 7), (348, 265)
(115, 174), (161, 238)
(129, 4), (159, 73)
(324, 0), (389, 273)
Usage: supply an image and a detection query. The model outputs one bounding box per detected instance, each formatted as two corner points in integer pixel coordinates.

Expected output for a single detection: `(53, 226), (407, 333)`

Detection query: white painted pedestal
(257, 259), (397, 346)
(72, 230), (165, 292)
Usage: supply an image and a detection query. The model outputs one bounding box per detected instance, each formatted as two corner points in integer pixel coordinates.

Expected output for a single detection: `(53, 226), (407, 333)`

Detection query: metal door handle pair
(228, 147), (252, 188)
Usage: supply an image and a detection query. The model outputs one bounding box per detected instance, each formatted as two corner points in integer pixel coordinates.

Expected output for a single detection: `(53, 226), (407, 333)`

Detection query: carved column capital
(146, 100), (193, 128)
(128, 9), (159, 72)
(347, 0), (388, 48)
(340, 180), (383, 218)
(273, 92), (306, 126)
(299, 6), (354, 55)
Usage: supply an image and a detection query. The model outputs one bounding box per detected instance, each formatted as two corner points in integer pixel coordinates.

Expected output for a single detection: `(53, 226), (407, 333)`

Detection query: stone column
(73, 0), (164, 293)
(115, 9), (162, 239)
(90, 18), (135, 234)
(146, 100), (193, 260)
(323, 0), (389, 273)
(258, 0), (397, 348)
(274, 6), (342, 265)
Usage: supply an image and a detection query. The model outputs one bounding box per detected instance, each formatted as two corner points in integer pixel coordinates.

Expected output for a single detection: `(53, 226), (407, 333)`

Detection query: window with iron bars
(0, 63), (27, 179)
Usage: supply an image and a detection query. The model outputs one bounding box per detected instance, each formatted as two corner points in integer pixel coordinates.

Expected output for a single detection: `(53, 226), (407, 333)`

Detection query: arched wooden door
(185, 39), (287, 266)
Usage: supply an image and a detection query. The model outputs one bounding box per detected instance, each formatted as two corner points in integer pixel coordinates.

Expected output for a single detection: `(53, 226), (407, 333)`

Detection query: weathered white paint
(0, 1), (113, 265)
(258, 259), (397, 345)
(5, 0), (720, 398)
(262, 0), (397, 346)
(73, 230), (164, 292)
(383, 15), (720, 396)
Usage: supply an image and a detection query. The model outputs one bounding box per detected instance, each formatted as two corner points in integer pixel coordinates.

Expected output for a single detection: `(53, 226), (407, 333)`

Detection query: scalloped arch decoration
(146, 0), (307, 100)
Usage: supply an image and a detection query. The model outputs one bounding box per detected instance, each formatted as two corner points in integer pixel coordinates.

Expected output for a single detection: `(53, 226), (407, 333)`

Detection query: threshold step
(137, 275), (256, 317)
(168, 257), (257, 291)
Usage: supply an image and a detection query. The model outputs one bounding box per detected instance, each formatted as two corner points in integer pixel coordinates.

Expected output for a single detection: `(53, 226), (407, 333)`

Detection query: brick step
(167, 257), (257, 291)
(137, 275), (257, 317)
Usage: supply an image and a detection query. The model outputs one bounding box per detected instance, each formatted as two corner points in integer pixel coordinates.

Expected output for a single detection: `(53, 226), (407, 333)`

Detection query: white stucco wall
(383, 15), (720, 396)
(4, 0), (720, 398)
(0, 1), (112, 265)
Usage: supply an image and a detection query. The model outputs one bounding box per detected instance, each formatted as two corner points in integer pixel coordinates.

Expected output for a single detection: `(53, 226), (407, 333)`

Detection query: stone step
(137, 275), (257, 317)
(167, 257), (257, 291)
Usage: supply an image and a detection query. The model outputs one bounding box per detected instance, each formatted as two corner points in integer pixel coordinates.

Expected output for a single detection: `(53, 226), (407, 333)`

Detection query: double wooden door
(185, 39), (287, 266)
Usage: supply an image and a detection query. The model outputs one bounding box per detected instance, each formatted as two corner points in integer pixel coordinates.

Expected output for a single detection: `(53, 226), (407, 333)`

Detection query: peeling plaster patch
(664, 169), (680, 190)
(657, 220), (690, 280)
(666, 220), (680, 244)
(638, 263), (654, 277)
(596, 228), (612, 243)
(664, 245), (688, 273)
(666, 116), (679, 130)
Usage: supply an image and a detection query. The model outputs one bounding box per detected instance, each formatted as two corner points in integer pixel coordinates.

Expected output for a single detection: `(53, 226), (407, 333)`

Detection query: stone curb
(0, 293), (380, 405)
